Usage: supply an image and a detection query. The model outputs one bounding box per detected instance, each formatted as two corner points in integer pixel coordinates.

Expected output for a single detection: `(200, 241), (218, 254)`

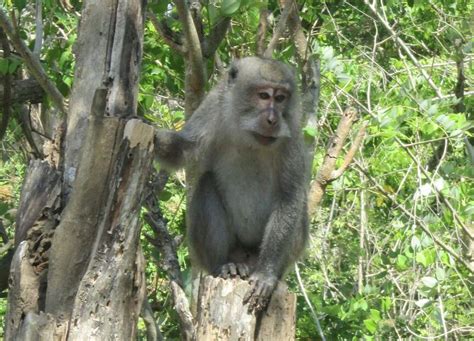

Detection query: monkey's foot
(216, 262), (250, 279)
(243, 273), (278, 313)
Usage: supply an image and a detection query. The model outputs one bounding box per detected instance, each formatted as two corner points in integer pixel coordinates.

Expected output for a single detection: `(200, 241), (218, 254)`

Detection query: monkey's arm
(155, 89), (221, 170)
(244, 143), (309, 312)
(244, 193), (308, 311)
(154, 129), (194, 169)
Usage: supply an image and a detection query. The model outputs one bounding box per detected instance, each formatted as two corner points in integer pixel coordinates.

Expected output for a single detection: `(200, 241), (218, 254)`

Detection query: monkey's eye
(258, 92), (271, 100)
(275, 94), (286, 103)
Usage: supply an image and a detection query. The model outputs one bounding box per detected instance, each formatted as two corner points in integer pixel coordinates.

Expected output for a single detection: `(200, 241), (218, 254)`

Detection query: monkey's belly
(214, 149), (275, 247)
(221, 182), (273, 247)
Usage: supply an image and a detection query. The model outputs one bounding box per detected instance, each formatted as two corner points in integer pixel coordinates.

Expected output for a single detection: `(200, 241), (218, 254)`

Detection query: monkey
(155, 56), (309, 312)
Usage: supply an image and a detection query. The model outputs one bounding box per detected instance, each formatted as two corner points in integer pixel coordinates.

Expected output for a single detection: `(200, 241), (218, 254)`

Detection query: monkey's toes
(217, 263), (250, 279)
(243, 276), (277, 313)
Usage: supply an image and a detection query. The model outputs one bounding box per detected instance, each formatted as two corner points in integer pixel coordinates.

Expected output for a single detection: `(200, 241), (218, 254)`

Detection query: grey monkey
(155, 56), (309, 312)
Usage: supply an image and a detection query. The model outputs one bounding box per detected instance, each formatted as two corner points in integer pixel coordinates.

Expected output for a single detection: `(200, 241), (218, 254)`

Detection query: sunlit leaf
(222, 0), (241, 16)
(421, 276), (438, 288)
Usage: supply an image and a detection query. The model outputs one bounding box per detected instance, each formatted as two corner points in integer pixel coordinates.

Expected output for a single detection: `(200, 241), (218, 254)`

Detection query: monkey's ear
(228, 64), (239, 83)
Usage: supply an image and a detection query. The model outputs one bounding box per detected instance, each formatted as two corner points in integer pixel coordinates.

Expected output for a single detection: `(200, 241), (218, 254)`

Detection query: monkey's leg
(187, 172), (236, 275)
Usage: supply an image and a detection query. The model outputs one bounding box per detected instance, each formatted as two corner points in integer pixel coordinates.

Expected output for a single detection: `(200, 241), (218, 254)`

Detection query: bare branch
(0, 8), (67, 114)
(308, 107), (363, 215)
(33, 0), (43, 55)
(363, 0), (444, 98)
(263, 3), (293, 58)
(202, 17), (231, 58)
(148, 12), (185, 53)
(143, 169), (195, 340)
(0, 27), (12, 141)
(256, 9), (270, 56)
(330, 122), (368, 180)
(171, 282), (195, 341)
(173, 0), (206, 115)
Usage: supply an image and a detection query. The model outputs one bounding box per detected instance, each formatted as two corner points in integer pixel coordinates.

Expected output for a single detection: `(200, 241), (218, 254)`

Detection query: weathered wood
(63, 0), (145, 195)
(0, 78), (45, 106)
(66, 119), (154, 340)
(195, 276), (296, 341)
(4, 242), (41, 340)
(14, 159), (60, 246)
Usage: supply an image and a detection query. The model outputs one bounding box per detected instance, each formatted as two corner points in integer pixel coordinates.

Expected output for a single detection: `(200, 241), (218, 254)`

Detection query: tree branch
(143, 169), (195, 340)
(202, 17), (231, 58)
(148, 12), (185, 54)
(0, 8), (66, 114)
(330, 122), (368, 180)
(308, 107), (364, 215)
(0, 27), (12, 141)
(263, 3), (293, 58)
(355, 162), (474, 274)
(363, 0), (444, 98)
(256, 9), (270, 56)
(173, 0), (206, 115)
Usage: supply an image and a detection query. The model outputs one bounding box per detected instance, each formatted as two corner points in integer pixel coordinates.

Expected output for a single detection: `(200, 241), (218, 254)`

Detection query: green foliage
(1, 0), (473, 339)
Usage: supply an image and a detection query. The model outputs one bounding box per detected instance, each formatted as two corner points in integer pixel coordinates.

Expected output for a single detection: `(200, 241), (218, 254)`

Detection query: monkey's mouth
(252, 133), (277, 146)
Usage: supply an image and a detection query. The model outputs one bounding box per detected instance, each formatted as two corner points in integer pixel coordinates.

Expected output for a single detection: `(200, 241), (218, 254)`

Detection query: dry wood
(0, 79), (45, 106)
(195, 276), (296, 341)
(4, 242), (41, 339)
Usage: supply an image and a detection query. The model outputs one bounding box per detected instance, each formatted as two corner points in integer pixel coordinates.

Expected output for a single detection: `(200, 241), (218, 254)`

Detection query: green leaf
(370, 309), (381, 322)
(8, 58), (21, 74)
(303, 126), (317, 137)
(159, 190), (173, 202)
(396, 254), (408, 270)
(415, 298), (431, 308)
(421, 276), (437, 288)
(0, 59), (8, 75)
(436, 267), (446, 281)
(411, 235), (421, 250)
(222, 0), (241, 16)
(364, 319), (377, 334)
(13, 0), (27, 11)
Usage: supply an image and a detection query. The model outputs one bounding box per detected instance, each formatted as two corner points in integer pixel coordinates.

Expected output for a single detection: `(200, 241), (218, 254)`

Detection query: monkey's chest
(214, 155), (275, 246)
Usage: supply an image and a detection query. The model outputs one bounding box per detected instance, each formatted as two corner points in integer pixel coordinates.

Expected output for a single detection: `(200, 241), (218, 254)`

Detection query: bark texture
(0, 78), (45, 106)
(5, 0), (149, 339)
(195, 276), (296, 340)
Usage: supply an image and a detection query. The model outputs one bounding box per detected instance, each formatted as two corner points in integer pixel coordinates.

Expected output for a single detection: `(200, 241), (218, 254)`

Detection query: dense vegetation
(1, 0), (472, 339)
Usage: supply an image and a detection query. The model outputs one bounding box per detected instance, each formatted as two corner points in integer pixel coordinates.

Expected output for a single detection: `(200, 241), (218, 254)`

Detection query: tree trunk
(5, 0), (149, 339)
(195, 276), (297, 340)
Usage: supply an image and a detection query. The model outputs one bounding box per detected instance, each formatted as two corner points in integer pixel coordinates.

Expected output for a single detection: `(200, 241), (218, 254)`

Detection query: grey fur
(155, 57), (309, 312)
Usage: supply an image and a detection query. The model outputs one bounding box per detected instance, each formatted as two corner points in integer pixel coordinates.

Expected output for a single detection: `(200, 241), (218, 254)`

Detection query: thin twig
(0, 8), (66, 114)
(295, 263), (326, 341)
(363, 0), (444, 98)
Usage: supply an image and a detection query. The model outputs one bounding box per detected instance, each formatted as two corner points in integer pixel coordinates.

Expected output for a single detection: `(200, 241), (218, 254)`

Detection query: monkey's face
(237, 84), (293, 147)
(225, 57), (299, 149)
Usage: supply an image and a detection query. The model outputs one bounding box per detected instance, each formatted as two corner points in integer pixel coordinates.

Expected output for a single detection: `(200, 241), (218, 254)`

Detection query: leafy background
(1, 0), (473, 339)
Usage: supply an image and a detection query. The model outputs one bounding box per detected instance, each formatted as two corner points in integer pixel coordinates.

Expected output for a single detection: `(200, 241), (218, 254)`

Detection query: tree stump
(195, 276), (296, 340)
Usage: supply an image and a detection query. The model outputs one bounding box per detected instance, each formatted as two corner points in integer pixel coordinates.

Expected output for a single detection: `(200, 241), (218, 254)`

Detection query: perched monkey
(155, 56), (309, 312)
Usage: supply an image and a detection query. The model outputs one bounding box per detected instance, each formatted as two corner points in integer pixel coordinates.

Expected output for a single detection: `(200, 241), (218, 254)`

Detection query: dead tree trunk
(195, 276), (296, 340)
(5, 0), (149, 339)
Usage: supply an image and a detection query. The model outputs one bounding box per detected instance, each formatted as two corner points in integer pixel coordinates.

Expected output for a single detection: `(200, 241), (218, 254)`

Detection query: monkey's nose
(266, 112), (278, 126)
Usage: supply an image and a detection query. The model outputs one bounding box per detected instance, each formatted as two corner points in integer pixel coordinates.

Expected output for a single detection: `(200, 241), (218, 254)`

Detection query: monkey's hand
(154, 129), (193, 169)
(216, 262), (250, 279)
(243, 272), (278, 313)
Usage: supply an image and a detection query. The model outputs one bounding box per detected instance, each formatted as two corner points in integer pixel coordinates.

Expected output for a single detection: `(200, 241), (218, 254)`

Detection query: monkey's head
(223, 57), (300, 149)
